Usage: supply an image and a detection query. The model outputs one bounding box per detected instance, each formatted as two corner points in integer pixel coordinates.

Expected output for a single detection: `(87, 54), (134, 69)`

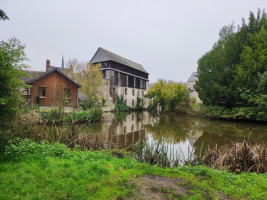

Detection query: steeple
(61, 55), (64, 68)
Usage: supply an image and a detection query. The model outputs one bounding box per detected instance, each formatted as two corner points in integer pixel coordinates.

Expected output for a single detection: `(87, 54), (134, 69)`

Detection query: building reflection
(99, 111), (267, 155)
(102, 112), (154, 150)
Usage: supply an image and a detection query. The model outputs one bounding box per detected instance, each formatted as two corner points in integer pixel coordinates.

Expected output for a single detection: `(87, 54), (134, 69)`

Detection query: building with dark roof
(91, 47), (149, 108)
(187, 72), (201, 103)
(21, 60), (81, 107)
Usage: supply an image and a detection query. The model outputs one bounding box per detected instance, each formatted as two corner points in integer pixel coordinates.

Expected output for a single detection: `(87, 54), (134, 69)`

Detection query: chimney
(46, 59), (50, 72)
(70, 64), (73, 72)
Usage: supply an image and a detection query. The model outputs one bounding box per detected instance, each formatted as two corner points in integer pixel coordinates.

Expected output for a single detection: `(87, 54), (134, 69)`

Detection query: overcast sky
(1, 0), (266, 83)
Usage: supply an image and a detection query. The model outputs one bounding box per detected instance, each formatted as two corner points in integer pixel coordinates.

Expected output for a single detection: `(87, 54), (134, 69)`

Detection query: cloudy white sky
(1, 0), (266, 83)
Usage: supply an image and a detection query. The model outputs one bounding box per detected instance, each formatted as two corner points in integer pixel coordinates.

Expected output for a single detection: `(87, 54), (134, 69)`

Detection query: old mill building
(90, 47), (150, 109)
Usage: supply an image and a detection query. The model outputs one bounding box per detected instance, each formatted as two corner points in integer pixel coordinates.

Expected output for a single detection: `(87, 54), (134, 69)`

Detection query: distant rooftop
(187, 72), (198, 82)
(90, 47), (148, 74)
(25, 68), (81, 88)
(22, 59), (69, 82)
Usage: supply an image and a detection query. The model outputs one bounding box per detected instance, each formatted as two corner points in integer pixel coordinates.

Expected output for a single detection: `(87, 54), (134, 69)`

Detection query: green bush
(88, 107), (103, 121)
(134, 97), (144, 111)
(79, 100), (91, 110)
(115, 96), (130, 111)
(42, 107), (62, 122)
(41, 107), (102, 123)
(4, 138), (70, 160)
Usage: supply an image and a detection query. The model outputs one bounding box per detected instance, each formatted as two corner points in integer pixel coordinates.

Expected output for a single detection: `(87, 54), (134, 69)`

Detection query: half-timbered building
(90, 48), (149, 108)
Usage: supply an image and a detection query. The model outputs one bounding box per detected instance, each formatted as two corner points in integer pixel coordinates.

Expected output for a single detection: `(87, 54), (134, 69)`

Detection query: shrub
(4, 138), (70, 160)
(89, 107), (103, 121)
(115, 96), (130, 111)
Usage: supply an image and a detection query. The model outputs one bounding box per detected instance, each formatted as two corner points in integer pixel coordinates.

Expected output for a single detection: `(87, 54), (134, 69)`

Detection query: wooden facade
(25, 69), (81, 107)
(101, 61), (148, 79)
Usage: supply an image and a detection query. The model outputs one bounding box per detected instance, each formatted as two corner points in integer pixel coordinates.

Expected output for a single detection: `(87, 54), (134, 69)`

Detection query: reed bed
(132, 139), (180, 167)
(202, 140), (267, 173)
(3, 122), (110, 152)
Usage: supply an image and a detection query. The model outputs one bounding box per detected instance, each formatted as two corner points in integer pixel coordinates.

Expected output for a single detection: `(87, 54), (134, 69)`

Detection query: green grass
(1, 140), (267, 199)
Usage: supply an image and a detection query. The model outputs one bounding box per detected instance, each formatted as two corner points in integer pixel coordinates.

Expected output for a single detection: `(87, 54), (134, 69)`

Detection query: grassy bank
(1, 140), (267, 199)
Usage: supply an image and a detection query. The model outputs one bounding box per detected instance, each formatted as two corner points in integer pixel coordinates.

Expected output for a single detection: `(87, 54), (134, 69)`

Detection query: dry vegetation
(202, 140), (267, 173)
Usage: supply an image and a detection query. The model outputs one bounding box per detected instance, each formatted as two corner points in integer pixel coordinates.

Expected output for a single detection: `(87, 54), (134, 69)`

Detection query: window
(64, 88), (71, 98)
(124, 126), (126, 133)
(128, 75), (134, 88)
(38, 87), (46, 97)
(131, 124), (134, 131)
(142, 91), (144, 96)
(132, 100), (134, 107)
(132, 114), (134, 121)
(125, 88), (127, 95)
(132, 89), (135, 96)
(113, 87), (115, 94)
(125, 100), (127, 105)
(114, 72), (118, 85)
(141, 80), (146, 90)
(102, 70), (106, 79)
(120, 73), (127, 86)
(138, 91), (139, 97)
(135, 78), (140, 89)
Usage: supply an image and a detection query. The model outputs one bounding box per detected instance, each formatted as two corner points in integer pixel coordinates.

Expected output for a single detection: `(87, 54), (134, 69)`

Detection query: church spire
(61, 54), (64, 68)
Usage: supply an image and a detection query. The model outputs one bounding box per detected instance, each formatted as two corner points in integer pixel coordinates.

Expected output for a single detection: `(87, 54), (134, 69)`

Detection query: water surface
(96, 112), (267, 158)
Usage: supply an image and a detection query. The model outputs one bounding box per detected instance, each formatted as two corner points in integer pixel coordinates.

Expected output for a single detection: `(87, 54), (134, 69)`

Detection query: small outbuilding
(22, 60), (81, 107)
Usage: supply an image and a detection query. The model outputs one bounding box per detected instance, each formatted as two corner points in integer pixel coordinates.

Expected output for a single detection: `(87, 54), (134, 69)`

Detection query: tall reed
(132, 138), (181, 167)
(202, 140), (267, 173)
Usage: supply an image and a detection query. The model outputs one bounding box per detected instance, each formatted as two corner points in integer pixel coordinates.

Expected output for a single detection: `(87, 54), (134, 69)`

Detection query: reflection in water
(89, 112), (267, 156)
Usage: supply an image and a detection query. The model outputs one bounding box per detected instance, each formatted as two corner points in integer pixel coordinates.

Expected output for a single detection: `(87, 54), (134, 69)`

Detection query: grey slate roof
(25, 68), (82, 88)
(90, 47), (149, 74)
(78, 92), (88, 101)
(187, 72), (198, 82)
(21, 70), (46, 82)
(48, 66), (66, 72)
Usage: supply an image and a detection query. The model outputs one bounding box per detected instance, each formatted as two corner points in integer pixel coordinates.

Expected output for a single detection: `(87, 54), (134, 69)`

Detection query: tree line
(196, 8), (267, 121)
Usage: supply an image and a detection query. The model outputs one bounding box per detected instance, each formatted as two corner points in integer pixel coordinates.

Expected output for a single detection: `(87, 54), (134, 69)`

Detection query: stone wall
(187, 81), (201, 103)
(102, 69), (150, 109)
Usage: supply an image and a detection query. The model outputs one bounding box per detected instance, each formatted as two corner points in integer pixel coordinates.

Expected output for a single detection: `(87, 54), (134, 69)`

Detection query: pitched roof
(21, 70), (46, 82)
(90, 47), (149, 74)
(48, 66), (66, 72)
(187, 72), (198, 82)
(78, 92), (88, 101)
(25, 68), (82, 88)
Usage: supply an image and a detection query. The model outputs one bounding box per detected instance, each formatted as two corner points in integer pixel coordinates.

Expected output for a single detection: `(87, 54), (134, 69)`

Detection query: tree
(196, 9), (267, 108)
(0, 38), (29, 123)
(145, 80), (189, 111)
(64, 59), (105, 108)
(144, 79), (166, 107)
(0, 9), (9, 20)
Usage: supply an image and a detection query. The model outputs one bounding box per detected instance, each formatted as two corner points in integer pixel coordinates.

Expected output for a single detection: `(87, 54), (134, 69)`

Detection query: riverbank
(1, 140), (267, 200)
